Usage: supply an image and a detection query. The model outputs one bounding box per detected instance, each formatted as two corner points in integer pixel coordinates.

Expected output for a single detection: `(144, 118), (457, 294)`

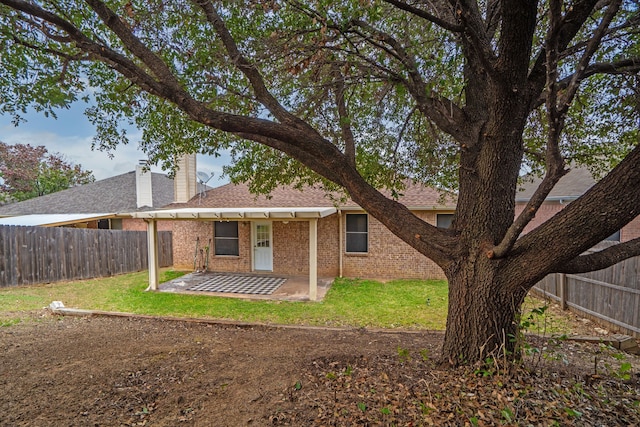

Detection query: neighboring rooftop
(516, 167), (596, 201)
(0, 171), (174, 216)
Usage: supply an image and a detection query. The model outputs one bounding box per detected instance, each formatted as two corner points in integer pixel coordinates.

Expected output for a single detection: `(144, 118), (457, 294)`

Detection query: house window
(437, 214), (454, 229)
(604, 230), (621, 242)
(214, 221), (239, 256)
(346, 213), (368, 253)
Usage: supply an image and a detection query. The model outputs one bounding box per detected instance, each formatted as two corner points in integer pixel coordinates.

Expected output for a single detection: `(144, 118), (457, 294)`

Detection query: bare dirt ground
(1, 309), (639, 426)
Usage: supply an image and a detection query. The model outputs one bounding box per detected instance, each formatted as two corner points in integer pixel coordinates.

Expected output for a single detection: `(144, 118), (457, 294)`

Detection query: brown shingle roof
(175, 181), (455, 210)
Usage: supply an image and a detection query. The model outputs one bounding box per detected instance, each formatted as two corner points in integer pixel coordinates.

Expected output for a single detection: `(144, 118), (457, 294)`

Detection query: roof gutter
(515, 196), (580, 204)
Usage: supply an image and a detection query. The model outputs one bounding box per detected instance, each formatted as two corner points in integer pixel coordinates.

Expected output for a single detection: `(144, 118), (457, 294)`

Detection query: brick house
(133, 166), (455, 298)
(515, 167), (640, 242)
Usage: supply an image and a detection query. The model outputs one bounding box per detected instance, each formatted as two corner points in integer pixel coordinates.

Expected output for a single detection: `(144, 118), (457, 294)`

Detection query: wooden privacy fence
(532, 243), (640, 338)
(0, 225), (172, 287)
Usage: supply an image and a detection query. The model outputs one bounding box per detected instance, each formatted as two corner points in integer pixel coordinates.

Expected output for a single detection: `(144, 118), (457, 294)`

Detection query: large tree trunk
(441, 254), (530, 365)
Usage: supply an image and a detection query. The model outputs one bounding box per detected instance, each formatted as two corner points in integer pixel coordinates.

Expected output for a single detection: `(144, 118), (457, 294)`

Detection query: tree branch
(557, 12), (640, 64)
(85, 0), (186, 92)
(543, 0), (566, 174)
(495, 0), (537, 81)
(1, 0), (178, 100)
(526, 0), (601, 109)
(557, 238), (640, 274)
(194, 0), (309, 129)
(233, 130), (459, 267)
(494, 0), (623, 259)
(508, 142), (640, 279)
(391, 105), (418, 172)
(556, 0), (622, 116)
(484, 0), (501, 37)
(455, 0), (497, 61)
(330, 64), (356, 168)
(233, 132), (345, 185)
(532, 57), (640, 109)
(529, 2), (639, 109)
(339, 25), (411, 82)
(490, 1), (573, 259)
(490, 165), (568, 259)
(455, 0), (500, 81)
(10, 33), (87, 62)
(381, 0), (463, 32)
(559, 56), (640, 93)
(349, 19), (469, 141)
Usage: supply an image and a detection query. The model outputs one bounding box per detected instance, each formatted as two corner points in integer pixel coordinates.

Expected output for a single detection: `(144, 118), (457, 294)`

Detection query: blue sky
(0, 102), (230, 186)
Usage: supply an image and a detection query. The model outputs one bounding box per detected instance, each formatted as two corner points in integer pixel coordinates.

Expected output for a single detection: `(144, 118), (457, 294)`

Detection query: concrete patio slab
(158, 271), (334, 301)
(187, 274), (286, 295)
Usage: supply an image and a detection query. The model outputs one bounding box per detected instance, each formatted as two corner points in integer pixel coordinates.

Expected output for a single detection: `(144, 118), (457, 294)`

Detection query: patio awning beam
(268, 211), (296, 218)
(245, 212), (269, 218)
(131, 207), (337, 220)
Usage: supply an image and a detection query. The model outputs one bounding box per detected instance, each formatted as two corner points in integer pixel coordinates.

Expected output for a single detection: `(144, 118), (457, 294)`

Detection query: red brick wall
(170, 213), (446, 280)
(172, 218), (341, 275)
(122, 218), (173, 231)
(514, 202), (563, 235)
(621, 218), (640, 241)
(272, 217), (340, 276)
(172, 220), (252, 271)
(341, 211), (446, 280)
(272, 221), (308, 275)
(318, 216), (341, 276)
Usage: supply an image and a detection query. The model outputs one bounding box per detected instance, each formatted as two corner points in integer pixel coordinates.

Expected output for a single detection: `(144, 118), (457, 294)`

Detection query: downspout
(338, 209), (343, 278)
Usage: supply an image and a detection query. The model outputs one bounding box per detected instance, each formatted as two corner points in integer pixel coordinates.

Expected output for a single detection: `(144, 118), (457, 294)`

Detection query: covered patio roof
(131, 206), (337, 220)
(140, 207), (335, 301)
(0, 213), (115, 227)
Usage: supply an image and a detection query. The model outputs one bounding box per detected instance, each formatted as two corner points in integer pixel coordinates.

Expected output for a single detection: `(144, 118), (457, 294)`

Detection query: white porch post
(146, 219), (159, 291)
(309, 218), (318, 301)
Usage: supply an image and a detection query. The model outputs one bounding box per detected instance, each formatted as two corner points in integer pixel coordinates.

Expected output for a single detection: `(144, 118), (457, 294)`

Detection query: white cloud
(0, 119), (230, 186)
(1, 125), (149, 180)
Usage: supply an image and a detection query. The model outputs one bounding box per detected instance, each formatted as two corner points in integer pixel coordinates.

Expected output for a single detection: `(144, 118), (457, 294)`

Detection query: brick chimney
(135, 160), (153, 208)
(173, 154), (197, 203)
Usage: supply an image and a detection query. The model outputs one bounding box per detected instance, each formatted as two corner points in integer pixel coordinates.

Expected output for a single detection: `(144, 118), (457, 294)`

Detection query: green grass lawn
(0, 269), (572, 334)
(0, 270), (449, 329)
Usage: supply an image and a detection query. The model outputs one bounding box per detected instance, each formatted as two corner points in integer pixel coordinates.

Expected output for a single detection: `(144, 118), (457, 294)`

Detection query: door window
(255, 224), (270, 248)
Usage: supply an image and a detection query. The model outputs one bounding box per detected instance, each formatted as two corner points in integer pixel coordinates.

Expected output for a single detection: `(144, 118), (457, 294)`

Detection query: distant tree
(1, 0), (639, 365)
(0, 141), (94, 203)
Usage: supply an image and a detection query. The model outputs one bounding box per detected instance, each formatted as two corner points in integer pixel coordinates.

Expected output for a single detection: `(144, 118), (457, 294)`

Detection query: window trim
(345, 213), (369, 254)
(214, 221), (240, 256)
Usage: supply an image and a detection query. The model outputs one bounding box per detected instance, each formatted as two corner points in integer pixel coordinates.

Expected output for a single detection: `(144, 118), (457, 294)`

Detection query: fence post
(558, 273), (567, 310)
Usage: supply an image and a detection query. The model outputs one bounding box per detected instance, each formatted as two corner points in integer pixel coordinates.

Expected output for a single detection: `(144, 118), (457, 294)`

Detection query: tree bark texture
(442, 253), (529, 364)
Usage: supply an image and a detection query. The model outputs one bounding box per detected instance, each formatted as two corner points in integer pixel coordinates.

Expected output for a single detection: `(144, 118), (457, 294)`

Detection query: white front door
(253, 222), (273, 271)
